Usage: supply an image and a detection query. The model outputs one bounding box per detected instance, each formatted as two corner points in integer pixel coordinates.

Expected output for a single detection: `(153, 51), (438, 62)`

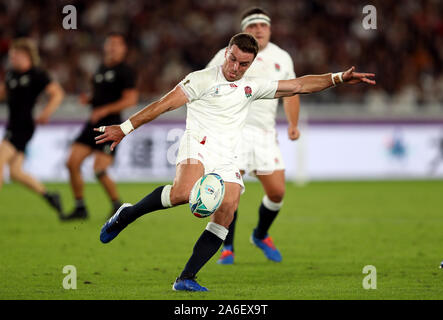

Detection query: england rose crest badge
(244, 86), (252, 98)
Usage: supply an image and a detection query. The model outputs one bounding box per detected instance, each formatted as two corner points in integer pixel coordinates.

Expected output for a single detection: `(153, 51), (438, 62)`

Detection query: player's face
(244, 23), (271, 50)
(104, 36), (127, 63)
(222, 45), (255, 81)
(8, 48), (32, 71)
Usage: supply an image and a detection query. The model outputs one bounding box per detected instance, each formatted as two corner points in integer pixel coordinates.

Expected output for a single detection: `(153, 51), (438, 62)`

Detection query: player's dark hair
(228, 33), (259, 57)
(241, 7), (270, 20)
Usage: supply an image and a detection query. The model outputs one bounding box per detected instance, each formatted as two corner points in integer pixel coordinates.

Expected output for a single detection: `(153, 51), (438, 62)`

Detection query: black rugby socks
(119, 185), (169, 224)
(223, 209), (237, 250)
(253, 198), (282, 240)
(179, 223), (228, 280)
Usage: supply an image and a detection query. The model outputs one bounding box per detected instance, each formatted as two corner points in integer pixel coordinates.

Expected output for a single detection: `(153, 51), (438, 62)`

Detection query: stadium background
(1, 0), (443, 182)
(1, 0), (443, 301)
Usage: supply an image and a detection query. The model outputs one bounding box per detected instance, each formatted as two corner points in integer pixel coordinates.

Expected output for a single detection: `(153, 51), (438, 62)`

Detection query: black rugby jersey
(5, 67), (50, 130)
(90, 62), (135, 123)
(89, 62), (135, 122)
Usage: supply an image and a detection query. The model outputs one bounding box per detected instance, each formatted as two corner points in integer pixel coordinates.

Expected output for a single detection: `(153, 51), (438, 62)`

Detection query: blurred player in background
(207, 7), (300, 264)
(64, 33), (138, 220)
(0, 38), (64, 217)
(95, 33), (375, 291)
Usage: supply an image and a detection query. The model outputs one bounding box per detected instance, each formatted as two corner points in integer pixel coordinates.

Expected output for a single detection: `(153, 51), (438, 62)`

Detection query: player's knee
(9, 167), (22, 182)
(94, 169), (107, 180)
(267, 188), (285, 203)
(219, 199), (237, 216)
(66, 158), (81, 172)
(9, 172), (17, 182)
(214, 201), (237, 228)
(170, 185), (191, 205)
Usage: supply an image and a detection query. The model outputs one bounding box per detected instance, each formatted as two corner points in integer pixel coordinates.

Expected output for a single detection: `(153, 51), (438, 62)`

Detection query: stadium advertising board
(1, 122), (442, 182)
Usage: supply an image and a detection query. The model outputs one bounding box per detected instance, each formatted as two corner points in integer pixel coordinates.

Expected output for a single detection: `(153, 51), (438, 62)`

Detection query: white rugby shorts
(176, 130), (245, 193)
(236, 125), (285, 176)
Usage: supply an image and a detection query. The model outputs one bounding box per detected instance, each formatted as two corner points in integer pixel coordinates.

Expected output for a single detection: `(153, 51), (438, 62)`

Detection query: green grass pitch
(1, 180), (442, 300)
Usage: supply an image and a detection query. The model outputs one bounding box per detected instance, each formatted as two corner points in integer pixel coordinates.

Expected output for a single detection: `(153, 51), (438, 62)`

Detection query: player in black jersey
(64, 33), (138, 220)
(0, 38), (64, 217)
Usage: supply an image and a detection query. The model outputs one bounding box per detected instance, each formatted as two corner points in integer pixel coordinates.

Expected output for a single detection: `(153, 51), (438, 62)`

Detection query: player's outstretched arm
(94, 86), (188, 151)
(275, 66), (375, 98)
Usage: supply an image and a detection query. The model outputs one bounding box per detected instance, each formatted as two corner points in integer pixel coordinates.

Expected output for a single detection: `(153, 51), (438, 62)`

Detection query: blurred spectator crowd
(0, 0), (442, 107)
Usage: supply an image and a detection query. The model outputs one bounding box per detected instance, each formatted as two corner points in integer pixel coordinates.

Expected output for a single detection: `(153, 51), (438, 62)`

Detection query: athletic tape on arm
(120, 119), (134, 135)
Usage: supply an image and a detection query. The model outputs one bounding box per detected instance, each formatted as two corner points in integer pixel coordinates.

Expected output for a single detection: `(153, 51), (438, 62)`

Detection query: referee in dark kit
(64, 32), (138, 220)
(0, 38), (64, 217)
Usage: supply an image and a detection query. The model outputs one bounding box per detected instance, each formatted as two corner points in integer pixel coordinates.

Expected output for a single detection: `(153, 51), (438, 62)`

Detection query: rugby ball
(189, 173), (225, 218)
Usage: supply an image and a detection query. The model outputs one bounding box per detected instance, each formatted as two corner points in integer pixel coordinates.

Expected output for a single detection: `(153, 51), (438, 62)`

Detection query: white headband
(241, 13), (271, 31)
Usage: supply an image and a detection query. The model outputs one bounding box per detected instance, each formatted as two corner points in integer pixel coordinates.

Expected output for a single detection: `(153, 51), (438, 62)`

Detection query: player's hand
(94, 125), (124, 151)
(35, 112), (50, 125)
(90, 107), (109, 124)
(288, 124), (300, 141)
(342, 66), (376, 85)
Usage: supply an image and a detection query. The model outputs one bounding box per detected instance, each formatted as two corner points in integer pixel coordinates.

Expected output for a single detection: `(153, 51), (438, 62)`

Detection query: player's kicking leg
(250, 169), (285, 262)
(100, 159), (204, 243)
(173, 182), (241, 292)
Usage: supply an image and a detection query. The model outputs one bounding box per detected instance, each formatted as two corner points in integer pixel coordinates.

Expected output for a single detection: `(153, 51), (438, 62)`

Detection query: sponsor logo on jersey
(8, 79), (18, 89)
(95, 73), (103, 83)
(104, 70), (115, 82)
(244, 86), (252, 98)
(19, 75), (30, 86)
(275, 63), (281, 72)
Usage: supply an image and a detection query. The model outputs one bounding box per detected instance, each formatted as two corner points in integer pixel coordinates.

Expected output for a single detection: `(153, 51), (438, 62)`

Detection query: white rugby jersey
(178, 65), (278, 152)
(207, 42), (296, 130)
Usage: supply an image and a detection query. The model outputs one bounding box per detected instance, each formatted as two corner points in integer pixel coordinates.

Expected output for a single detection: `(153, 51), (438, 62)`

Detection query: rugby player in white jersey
(207, 7), (300, 264)
(95, 33), (375, 292)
